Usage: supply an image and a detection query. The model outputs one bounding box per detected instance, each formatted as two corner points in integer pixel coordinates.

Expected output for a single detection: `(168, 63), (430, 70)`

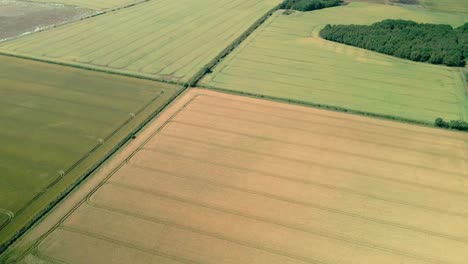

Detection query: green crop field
(201, 2), (468, 123)
(0, 0), (282, 84)
(0, 55), (181, 249)
(30, 0), (143, 10)
(421, 0), (468, 13)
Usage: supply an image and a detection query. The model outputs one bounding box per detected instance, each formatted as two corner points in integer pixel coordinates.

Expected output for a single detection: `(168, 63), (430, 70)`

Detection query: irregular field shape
(26, 0), (144, 10)
(0, 55), (181, 249)
(0, 0), (282, 83)
(201, 2), (468, 123)
(4, 89), (468, 264)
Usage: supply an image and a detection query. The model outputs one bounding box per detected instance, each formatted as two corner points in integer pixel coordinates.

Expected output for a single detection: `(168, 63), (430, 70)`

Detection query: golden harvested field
(3, 89), (468, 264)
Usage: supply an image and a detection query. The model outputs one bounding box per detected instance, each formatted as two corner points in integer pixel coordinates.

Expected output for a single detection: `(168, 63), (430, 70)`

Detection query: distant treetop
(320, 19), (468, 67)
(280, 0), (343, 12)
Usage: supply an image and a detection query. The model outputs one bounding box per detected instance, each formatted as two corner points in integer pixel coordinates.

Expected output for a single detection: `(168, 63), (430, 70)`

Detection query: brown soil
(4, 89), (468, 264)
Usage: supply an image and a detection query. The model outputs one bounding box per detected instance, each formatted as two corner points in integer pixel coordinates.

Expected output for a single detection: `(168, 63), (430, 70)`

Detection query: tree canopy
(320, 19), (468, 67)
(280, 0), (343, 11)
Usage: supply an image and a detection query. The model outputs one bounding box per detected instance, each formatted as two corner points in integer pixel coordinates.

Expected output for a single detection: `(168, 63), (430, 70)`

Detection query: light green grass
(0, 55), (181, 250)
(29, 0), (143, 10)
(0, 0), (281, 83)
(421, 0), (468, 13)
(201, 2), (468, 123)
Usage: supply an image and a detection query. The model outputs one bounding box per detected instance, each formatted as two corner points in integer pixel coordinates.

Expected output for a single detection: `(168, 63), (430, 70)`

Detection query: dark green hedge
(280, 0), (343, 11)
(435, 118), (468, 131)
(320, 19), (468, 67)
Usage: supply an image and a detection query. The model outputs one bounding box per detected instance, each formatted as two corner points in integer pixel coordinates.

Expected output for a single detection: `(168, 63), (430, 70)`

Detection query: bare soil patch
(0, 1), (92, 40)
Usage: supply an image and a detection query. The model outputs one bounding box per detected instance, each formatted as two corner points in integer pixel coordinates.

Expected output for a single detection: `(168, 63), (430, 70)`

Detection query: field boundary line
(0, 52), (179, 85)
(183, 97), (467, 143)
(187, 2), (283, 87)
(226, 57), (458, 97)
(0, 0), (153, 44)
(143, 144), (468, 198)
(92, 182), (450, 264)
(0, 89), (192, 262)
(215, 71), (459, 115)
(197, 85), (468, 133)
(179, 98), (466, 145)
(113, 162), (468, 245)
(50, 227), (197, 264)
(0, 85), (184, 254)
(188, 94), (467, 140)
(155, 129), (468, 178)
(136, 144), (468, 218)
(84, 201), (322, 264)
(170, 118), (466, 161)
(0, 211), (14, 231)
(129, 149), (468, 219)
(12, 91), (166, 217)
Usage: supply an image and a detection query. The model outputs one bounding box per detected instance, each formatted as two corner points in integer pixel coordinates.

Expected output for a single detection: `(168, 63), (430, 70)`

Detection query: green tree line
(435, 118), (468, 131)
(280, 0), (343, 11)
(320, 19), (468, 67)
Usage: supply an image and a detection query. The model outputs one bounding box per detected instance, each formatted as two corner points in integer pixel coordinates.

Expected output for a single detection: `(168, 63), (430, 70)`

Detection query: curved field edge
(0, 213), (11, 231)
(0, 88), (195, 263)
(0, 79), (183, 254)
(201, 3), (468, 126)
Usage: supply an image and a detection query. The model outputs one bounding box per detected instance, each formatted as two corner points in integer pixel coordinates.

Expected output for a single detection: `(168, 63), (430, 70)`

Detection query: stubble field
(0, 0), (282, 83)
(3, 89), (468, 264)
(0, 55), (181, 250)
(201, 2), (468, 123)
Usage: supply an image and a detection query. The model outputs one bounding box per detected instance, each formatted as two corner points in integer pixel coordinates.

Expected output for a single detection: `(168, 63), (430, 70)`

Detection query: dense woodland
(320, 19), (468, 67)
(280, 0), (343, 11)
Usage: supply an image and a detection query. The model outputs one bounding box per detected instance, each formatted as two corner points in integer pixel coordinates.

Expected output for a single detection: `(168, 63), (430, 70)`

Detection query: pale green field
(0, 55), (181, 250)
(421, 0), (468, 13)
(29, 0), (143, 10)
(0, 0), (281, 83)
(201, 2), (468, 123)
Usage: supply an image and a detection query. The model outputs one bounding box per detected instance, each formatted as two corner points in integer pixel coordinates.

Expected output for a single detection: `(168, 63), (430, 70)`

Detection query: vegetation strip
(0, 55), (182, 253)
(0, 0), (283, 84)
(4, 89), (467, 264)
(201, 2), (468, 126)
(320, 19), (468, 67)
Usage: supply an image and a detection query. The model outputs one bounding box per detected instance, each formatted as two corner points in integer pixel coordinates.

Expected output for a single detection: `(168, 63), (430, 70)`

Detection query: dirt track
(4, 88), (468, 264)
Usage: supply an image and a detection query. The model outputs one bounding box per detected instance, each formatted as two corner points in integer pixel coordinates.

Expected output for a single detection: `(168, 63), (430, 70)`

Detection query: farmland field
(28, 0), (144, 11)
(3, 89), (468, 264)
(421, 0), (468, 13)
(0, 0), (93, 40)
(0, 55), (181, 250)
(0, 0), (282, 83)
(201, 2), (468, 123)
